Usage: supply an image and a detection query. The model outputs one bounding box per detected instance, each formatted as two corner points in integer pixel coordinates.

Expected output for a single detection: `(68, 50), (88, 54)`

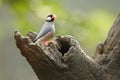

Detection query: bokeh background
(0, 0), (120, 80)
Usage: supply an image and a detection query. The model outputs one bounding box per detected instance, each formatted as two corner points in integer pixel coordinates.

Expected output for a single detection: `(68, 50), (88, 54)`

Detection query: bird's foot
(44, 41), (54, 45)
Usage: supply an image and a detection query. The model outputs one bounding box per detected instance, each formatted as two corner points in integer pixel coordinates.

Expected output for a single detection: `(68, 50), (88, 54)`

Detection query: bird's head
(46, 14), (56, 22)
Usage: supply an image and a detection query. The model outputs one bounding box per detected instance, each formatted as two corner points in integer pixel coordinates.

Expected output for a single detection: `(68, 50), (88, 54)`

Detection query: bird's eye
(46, 17), (52, 21)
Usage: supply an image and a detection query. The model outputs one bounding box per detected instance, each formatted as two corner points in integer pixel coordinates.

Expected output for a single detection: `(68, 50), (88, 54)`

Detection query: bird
(33, 14), (56, 45)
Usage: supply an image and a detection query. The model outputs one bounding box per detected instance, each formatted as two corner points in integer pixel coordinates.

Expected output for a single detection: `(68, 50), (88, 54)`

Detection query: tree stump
(14, 14), (120, 80)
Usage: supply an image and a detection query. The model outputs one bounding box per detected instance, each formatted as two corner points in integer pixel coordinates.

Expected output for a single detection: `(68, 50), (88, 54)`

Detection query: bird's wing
(34, 23), (54, 42)
(38, 31), (54, 42)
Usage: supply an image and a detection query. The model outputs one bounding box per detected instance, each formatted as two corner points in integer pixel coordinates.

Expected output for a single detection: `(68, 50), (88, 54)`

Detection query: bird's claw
(44, 41), (54, 45)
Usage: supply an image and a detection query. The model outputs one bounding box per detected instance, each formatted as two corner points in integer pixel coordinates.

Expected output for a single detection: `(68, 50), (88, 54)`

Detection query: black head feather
(46, 14), (56, 22)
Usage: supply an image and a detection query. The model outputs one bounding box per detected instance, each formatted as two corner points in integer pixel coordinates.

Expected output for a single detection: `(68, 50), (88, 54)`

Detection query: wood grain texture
(14, 14), (120, 80)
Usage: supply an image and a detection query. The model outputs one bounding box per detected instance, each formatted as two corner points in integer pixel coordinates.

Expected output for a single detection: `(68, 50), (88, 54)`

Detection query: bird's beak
(52, 14), (56, 19)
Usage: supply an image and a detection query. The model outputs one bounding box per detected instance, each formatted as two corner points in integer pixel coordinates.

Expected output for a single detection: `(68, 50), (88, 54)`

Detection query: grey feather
(34, 21), (55, 42)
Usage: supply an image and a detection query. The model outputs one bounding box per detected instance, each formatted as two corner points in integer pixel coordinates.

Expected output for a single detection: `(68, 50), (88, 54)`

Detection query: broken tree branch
(14, 14), (120, 80)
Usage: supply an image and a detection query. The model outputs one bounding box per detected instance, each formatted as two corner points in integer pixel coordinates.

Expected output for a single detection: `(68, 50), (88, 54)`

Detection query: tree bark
(14, 14), (120, 80)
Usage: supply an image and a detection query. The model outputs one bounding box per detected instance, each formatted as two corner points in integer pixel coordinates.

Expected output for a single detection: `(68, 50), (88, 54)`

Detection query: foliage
(0, 0), (117, 80)
(0, 0), (115, 54)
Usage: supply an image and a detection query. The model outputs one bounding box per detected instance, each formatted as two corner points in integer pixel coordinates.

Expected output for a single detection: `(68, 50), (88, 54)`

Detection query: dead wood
(14, 14), (120, 80)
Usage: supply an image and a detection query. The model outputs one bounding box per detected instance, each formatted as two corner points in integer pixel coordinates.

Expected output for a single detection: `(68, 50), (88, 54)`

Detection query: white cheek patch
(46, 17), (51, 21)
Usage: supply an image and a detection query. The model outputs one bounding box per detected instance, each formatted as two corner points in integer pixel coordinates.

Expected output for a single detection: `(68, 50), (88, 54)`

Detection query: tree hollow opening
(57, 39), (71, 56)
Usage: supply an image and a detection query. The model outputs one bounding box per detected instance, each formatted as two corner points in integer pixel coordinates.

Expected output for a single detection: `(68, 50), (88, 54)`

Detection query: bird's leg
(44, 40), (54, 45)
(35, 32), (55, 45)
(41, 31), (54, 45)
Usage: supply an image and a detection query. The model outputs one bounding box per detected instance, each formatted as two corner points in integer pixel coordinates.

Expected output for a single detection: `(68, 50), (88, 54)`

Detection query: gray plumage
(34, 21), (55, 42)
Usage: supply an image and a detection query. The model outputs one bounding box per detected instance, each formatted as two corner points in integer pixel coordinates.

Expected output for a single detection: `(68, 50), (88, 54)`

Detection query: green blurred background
(0, 0), (119, 80)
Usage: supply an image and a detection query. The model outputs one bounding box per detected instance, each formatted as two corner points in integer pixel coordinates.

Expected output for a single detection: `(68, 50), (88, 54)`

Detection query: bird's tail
(33, 36), (39, 43)
(33, 39), (37, 43)
(33, 35), (42, 43)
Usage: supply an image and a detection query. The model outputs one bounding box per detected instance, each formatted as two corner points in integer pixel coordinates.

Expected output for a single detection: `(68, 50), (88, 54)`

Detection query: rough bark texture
(14, 14), (120, 80)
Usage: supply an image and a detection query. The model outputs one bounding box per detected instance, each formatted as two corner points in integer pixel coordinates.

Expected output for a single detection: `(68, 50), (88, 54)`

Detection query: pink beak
(52, 14), (56, 19)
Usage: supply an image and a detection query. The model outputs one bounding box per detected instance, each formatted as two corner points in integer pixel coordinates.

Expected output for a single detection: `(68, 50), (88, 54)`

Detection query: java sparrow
(33, 14), (56, 45)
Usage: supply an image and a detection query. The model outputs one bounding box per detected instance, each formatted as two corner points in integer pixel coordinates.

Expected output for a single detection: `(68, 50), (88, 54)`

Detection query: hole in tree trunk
(56, 39), (71, 56)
